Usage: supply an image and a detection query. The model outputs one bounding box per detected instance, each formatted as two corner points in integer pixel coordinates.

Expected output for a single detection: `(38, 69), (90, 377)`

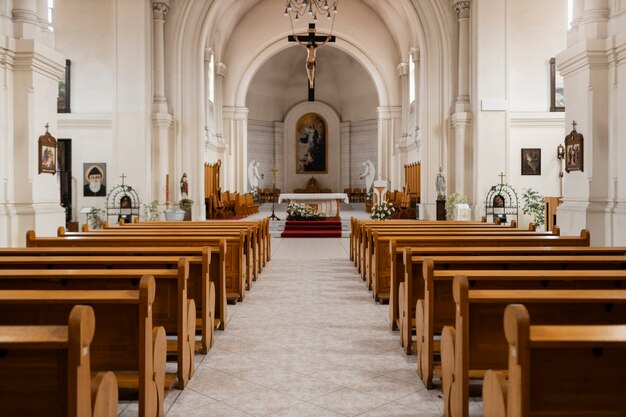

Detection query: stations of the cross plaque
(288, 23), (335, 102)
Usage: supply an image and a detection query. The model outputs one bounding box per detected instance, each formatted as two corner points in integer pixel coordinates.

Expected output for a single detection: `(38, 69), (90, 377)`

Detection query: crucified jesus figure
(295, 36), (331, 89)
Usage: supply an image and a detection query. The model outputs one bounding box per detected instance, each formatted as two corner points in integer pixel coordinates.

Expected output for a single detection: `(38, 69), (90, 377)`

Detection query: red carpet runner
(281, 220), (342, 238)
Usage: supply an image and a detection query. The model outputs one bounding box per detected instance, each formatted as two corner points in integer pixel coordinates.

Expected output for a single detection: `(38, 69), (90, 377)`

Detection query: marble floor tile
(309, 387), (389, 416)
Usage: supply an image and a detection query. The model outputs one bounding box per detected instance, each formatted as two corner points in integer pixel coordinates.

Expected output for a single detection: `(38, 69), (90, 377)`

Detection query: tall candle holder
(269, 167), (280, 221)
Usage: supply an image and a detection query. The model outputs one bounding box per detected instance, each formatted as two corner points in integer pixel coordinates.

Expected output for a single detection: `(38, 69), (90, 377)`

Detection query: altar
(278, 193), (349, 218)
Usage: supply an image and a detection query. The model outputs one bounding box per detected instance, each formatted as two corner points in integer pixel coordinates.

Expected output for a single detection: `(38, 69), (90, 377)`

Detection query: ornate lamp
(284, 0), (338, 22)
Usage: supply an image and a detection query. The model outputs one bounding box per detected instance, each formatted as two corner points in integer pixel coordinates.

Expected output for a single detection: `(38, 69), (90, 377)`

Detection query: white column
(340, 121), (351, 189)
(411, 48), (421, 139)
(396, 62), (410, 142)
(377, 107), (402, 190)
(12, 0), (39, 39)
(451, 0), (473, 197)
(567, 0), (584, 46)
(222, 107), (248, 193)
(151, 0), (172, 202)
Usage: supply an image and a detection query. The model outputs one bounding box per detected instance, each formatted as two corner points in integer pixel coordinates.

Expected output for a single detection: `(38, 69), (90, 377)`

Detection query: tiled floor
(118, 237), (482, 416)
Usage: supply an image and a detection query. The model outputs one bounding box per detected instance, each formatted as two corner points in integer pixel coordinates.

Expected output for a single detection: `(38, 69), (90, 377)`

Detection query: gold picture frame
(296, 112), (327, 174)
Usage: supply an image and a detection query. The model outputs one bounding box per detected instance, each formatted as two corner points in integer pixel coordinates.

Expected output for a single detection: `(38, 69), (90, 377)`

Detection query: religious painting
(38, 128), (57, 175)
(57, 59), (71, 113)
(565, 125), (584, 173)
(550, 57), (564, 112)
(521, 148), (541, 175)
(83, 163), (107, 197)
(296, 112), (327, 174)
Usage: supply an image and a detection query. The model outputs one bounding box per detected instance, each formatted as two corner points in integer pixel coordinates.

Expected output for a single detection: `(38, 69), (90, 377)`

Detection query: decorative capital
(152, 1), (170, 19)
(453, 1), (470, 19)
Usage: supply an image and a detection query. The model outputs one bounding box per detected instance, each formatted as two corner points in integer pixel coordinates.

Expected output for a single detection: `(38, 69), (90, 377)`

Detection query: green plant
(445, 193), (468, 220)
(141, 200), (162, 221)
(178, 198), (194, 211)
(521, 188), (544, 229)
(371, 200), (395, 221)
(87, 208), (104, 230)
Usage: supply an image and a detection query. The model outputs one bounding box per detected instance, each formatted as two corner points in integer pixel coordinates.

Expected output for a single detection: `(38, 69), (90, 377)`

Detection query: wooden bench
(0, 244), (226, 351)
(119, 218), (271, 265)
(483, 304), (626, 417)
(369, 230), (584, 302)
(0, 305), (119, 417)
(27, 230), (247, 304)
(442, 275), (626, 417)
(0, 267), (194, 391)
(417, 262), (626, 388)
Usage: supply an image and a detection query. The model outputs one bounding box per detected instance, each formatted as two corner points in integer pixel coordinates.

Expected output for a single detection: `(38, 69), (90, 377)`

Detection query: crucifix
(498, 171), (506, 185)
(119, 173), (127, 186)
(288, 23), (336, 102)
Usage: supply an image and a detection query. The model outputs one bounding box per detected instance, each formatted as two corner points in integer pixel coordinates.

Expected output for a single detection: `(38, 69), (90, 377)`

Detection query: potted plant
(178, 198), (194, 221)
(87, 207), (104, 230)
(521, 187), (545, 230)
(445, 193), (468, 220)
(141, 200), (162, 222)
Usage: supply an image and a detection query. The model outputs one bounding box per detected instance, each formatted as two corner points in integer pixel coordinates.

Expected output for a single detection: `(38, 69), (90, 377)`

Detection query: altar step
(280, 220), (342, 238)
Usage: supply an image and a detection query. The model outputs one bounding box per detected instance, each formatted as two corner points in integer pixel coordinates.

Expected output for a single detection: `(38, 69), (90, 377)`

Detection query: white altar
(278, 193), (350, 218)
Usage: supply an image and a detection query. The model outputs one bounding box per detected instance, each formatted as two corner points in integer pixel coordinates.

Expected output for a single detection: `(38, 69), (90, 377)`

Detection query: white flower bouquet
(371, 200), (395, 221)
(286, 202), (326, 220)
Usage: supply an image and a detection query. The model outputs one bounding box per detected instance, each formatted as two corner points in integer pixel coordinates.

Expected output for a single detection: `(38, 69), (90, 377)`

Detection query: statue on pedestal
(180, 173), (189, 199)
(436, 167), (446, 200)
(359, 160), (376, 194)
(247, 160), (263, 191)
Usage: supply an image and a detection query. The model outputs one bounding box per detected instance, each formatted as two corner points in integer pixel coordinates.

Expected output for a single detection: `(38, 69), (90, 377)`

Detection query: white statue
(359, 160), (376, 193)
(247, 160), (263, 191)
(436, 167), (446, 199)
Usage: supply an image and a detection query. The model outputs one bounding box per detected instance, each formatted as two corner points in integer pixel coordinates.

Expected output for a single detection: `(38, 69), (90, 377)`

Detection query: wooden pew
(0, 268), (193, 391)
(0, 244), (227, 347)
(391, 245), (626, 334)
(442, 275), (626, 417)
(27, 230), (246, 304)
(0, 305), (119, 417)
(369, 229), (583, 302)
(418, 262), (626, 388)
(107, 221), (264, 280)
(483, 304), (626, 417)
(119, 217), (271, 266)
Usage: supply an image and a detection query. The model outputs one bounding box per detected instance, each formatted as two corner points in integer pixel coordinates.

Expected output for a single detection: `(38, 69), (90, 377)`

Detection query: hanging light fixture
(284, 0), (339, 23)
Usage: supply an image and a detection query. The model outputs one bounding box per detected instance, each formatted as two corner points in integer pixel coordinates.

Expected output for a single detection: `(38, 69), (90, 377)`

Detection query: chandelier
(283, 0), (339, 22)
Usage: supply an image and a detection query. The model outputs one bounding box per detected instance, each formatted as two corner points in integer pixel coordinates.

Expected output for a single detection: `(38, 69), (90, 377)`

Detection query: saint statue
(180, 173), (189, 199)
(359, 160), (376, 193)
(436, 167), (446, 199)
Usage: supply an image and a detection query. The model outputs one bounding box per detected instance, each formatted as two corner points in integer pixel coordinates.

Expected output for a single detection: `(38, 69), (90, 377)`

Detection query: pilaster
(376, 106), (402, 190)
(223, 106), (248, 192)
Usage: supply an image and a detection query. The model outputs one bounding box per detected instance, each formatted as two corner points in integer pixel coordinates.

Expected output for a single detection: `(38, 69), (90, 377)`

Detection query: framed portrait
(38, 128), (57, 175)
(565, 126), (584, 173)
(296, 112), (327, 174)
(83, 163), (107, 197)
(57, 59), (71, 113)
(521, 148), (541, 175)
(550, 57), (564, 112)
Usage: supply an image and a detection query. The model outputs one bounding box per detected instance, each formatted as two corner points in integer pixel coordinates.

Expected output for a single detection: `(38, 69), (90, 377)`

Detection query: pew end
(483, 370), (507, 417)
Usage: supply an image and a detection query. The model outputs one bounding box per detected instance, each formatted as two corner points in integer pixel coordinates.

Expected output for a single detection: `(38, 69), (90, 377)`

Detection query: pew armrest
(91, 371), (119, 417)
(483, 370), (507, 417)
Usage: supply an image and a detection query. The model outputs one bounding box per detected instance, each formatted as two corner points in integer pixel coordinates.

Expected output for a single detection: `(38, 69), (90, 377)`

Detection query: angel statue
(247, 160), (263, 191)
(359, 160), (376, 194)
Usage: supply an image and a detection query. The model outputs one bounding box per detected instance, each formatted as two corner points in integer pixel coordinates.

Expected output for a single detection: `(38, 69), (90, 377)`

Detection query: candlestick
(165, 174), (169, 207)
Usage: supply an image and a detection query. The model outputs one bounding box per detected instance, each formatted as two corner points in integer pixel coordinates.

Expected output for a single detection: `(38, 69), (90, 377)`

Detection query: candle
(165, 174), (169, 205)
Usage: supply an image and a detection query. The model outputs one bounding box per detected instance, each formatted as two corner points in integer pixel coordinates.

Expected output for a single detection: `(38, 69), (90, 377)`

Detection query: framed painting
(521, 148), (541, 175)
(296, 112), (327, 174)
(57, 59), (71, 113)
(83, 163), (107, 197)
(565, 125), (584, 173)
(38, 127), (57, 175)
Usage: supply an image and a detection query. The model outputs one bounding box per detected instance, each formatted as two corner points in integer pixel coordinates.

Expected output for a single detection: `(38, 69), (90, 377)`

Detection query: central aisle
(162, 238), (453, 417)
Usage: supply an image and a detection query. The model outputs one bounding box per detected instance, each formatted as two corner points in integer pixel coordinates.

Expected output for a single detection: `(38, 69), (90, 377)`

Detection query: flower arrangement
(521, 187), (545, 229)
(445, 192), (468, 220)
(250, 187), (262, 204)
(87, 207), (104, 230)
(141, 200), (162, 221)
(286, 202), (326, 220)
(371, 200), (395, 221)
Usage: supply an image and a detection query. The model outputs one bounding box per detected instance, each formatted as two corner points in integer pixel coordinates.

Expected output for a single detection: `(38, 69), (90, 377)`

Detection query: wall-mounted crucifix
(288, 23), (335, 102)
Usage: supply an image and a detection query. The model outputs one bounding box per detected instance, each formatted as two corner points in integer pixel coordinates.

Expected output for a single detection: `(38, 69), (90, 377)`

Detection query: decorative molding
(453, 1), (470, 19)
(152, 1), (170, 18)
(396, 62), (409, 77)
(509, 112), (565, 128)
(57, 113), (113, 129)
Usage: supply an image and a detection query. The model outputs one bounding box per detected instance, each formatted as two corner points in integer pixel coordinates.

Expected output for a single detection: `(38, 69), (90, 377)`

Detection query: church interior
(1, 0), (626, 416)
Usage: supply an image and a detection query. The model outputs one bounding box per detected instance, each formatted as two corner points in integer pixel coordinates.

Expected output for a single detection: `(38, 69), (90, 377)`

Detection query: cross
(498, 171), (506, 185)
(44, 123), (49, 133)
(572, 120), (577, 131)
(288, 23), (336, 102)
(270, 166), (279, 182)
(120, 173), (127, 186)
